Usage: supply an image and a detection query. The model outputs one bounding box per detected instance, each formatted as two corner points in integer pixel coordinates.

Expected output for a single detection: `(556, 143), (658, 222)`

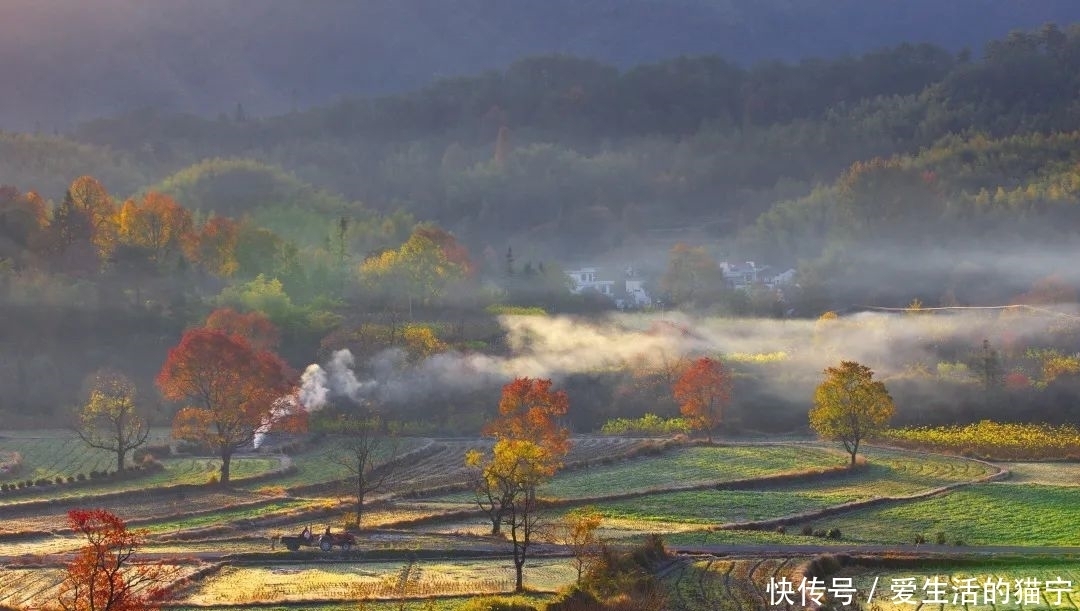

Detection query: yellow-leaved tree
(75, 370), (150, 473)
(809, 360), (894, 467)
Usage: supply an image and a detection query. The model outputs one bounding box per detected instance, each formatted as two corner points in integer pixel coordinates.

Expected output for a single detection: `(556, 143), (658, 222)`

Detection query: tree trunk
(849, 440), (859, 467)
(514, 560), (524, 592)
(220, 450), (232, 484)
(116, 449), (125, 474)
(490, 514), (501, 535)
(356, 487), (365, 529)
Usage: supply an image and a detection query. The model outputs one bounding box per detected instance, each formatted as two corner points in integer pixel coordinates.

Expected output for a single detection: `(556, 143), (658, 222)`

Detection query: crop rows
(183, 560), (576, 605)
(821, 483), (1080, 545)
(0, 489), (276, 535)
(541, 445), (844, 500)
(0, 564), (203, 609)
(0, 436), (114, 485)
(881, 420), (1080, 459)
(0, 568), (65, 610)
(663, 557), (799, 611)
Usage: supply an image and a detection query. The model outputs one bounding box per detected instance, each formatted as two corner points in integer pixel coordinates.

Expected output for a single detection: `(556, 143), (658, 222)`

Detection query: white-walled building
(566, 265), (652, 308)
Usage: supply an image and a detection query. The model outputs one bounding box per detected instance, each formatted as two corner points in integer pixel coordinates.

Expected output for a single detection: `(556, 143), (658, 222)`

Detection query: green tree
(809, 360), (894, 466)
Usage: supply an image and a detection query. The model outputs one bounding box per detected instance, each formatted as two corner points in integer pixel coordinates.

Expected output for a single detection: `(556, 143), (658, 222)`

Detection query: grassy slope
(815, 483), (1080, 546)
(541, 445), (844, 500)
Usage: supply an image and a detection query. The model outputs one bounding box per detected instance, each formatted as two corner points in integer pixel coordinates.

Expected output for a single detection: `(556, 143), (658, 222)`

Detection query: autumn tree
(157, 327), (301, 483)
(477, 438), (557, 592)
(117, 192), (194, 265)
(56, 509), (166, 611)
(660, 243), (724, 307)
(76, 370), (150, 473)
(203, 307), (280, 350)
(809, 361), (895, 466)
(191, 216), (239, 277)
(483, 377), (571, 457)
(672, 357), (732, 442)
(329, 414), (401, 529)
(68, 176), (118, 259)
(561, 505), (604, 584)
(358, 228), (468, 316)
(467, 378), (570, 589)
(0, 186), (48, 265)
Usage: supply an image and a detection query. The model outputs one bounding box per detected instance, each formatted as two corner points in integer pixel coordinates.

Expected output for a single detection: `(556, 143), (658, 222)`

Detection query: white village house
(565, 265), (653, 309)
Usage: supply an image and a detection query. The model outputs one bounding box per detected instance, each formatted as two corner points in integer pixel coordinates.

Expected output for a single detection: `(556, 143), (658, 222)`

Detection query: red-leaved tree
(203, 308), (280, 350)
(157, 327), (303, 483)
(673, 357), (732, 442)
(56, 509), (166, 611)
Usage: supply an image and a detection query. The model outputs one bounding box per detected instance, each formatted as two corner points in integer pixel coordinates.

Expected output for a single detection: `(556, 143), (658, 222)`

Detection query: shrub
(89, 470), (100, 480)
(207, 474), (219, 485)
(34, 478), (50, 487)
(954, 539), (965, 546)
(600, 413), (692, 436)
(813, 530), (827, 538)
(545, 586), (598, 611)
(16, 481), (25, 489)
(914, 534), (926, 545)
(801, 524), (814, 536)
(827, 528), (841, 540)
(935, 532), (947, 545)
(775, 525), (786, 535)
(54, 476), (64, 485)
(75, 473), (86, 482)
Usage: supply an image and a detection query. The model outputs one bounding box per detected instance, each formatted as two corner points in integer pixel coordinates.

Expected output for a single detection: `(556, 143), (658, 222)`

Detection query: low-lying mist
(295, 307), (1080, 429)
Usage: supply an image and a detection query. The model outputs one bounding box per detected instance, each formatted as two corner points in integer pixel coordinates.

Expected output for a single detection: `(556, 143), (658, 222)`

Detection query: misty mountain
(4, 0), (1080, 130)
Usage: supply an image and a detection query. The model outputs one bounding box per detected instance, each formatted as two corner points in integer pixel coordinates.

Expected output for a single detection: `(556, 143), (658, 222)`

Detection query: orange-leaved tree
(157, 325), (302, 483)
(483, 377), (571, 457)
(673, 356), (732, 443)
(117, 191), (194, 264)
(468, 378), (570, 590)
(56, 509), (167, 611)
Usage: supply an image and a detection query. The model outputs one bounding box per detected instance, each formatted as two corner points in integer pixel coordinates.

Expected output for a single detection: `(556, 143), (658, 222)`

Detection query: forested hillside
(4, 0), (1079, 130)
(5, 25), (1080, 428)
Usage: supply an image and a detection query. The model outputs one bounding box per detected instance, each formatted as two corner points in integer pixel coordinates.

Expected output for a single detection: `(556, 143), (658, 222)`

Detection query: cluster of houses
(565, 260), (797, 309)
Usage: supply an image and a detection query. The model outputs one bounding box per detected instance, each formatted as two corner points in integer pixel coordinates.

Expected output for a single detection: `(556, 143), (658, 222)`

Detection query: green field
(0, 456), (282, 505)
(578, 448), (992, 525)
(243, 436), (429, 491)
(813, 483), (1080, 546)
(540, 444), (845, 499)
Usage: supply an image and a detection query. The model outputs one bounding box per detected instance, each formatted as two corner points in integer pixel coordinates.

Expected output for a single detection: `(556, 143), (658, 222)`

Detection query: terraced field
(586, 448), (993, 525)
(1002, 461), (1080, 485)
(0, 564), (202, 610)
(541, 445), (845, 499)
(181, 560), (577, 605)
(409, 446), (994, 539)
(661, 556), (807, 611)
(246, 437), (430, 490)
(0, 488), (284, 534)
(817, 483), (1080, 545)
(0, 435), (125, 484)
